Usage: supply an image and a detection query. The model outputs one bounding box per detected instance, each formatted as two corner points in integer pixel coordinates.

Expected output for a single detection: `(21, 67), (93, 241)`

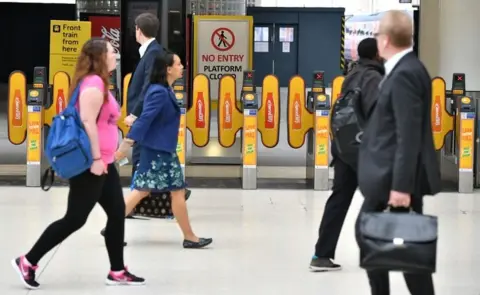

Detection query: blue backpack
(42, 84), (94, 188)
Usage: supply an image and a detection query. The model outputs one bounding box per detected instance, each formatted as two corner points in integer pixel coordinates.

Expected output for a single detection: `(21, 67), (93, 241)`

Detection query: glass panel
(254, 27), (269, 42)
(279, 27), (294, 42)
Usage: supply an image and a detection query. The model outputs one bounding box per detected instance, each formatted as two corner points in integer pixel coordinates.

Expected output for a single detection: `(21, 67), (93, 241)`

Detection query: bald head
(379, 10), (413, 48)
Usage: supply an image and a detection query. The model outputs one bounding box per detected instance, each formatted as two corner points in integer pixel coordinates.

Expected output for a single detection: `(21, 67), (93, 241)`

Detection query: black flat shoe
(185, 189), (192, 201)
(100, 228), (127, 246)
(183, 238), (213, 249)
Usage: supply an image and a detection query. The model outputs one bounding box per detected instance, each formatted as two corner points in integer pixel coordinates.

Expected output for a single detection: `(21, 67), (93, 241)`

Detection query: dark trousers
(314, 157), (357, 258)
(355, 194), (435, 295)
(26, 164), (126, 271)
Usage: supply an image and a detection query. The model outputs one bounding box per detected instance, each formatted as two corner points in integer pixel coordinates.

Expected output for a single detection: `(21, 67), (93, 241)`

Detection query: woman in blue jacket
(117, 52), (212, 249)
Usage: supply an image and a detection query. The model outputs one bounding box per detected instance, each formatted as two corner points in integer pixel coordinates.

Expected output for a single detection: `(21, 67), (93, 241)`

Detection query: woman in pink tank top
(12, 38), (145, 290)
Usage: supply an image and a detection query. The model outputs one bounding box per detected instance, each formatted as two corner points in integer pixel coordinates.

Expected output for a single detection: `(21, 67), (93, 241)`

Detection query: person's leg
(310, 158), (357, 271)
(170, 188), (212, 248)
(367, 271), (390, 295)
(13, 170), (104, 289)
(124, 189), (150, 215)
(98, 164), (145, 285)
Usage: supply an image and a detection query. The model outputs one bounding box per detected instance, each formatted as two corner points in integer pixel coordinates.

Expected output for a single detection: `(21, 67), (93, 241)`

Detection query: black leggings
(26, 164), (126, 271)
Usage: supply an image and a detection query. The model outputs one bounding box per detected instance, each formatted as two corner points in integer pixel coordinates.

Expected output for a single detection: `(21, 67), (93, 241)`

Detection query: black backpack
(330, 70), (369, 170)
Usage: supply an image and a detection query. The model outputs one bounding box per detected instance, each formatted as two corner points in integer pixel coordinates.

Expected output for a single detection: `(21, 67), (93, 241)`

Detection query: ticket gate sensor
(174, 71), (187, 179)
(26, 67), (47, 187)
(458, 96), (475, 193)
(306, 71), (331, 190)
(241, 70), (258, 190)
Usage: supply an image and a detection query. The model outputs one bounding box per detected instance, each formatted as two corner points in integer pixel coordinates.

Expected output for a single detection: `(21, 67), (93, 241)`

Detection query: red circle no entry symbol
(211, 27), (235, 51)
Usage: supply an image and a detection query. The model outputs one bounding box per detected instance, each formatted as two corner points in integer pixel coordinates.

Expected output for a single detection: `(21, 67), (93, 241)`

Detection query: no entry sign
(193, 16), (253, 100)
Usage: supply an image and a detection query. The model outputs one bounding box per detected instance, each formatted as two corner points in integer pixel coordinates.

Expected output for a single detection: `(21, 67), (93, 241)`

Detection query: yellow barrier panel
(431, 77), (453, 151)
(331, 75), (344, 106)
(243, 112), (257, 166)
(8, 71), (27, 145)
(287, 76), (312, 149)
(118, 73), (131, 137)
(459, 96), (474, 171)
(186, 74), (211, 147)
(315, 94), (330, 167)
(26, 90), (42, 164)
(44, 71), (70, 128)
(217, 75), (243, 148)
(257, 75), (280, 148)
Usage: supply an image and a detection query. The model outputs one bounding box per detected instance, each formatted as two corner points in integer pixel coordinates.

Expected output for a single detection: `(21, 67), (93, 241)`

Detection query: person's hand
(388, 190), (411, 208)
(90, 159), (107, 176)
(115, 150), (127, 161)
(116, 138), (134, 159)
(124, 114), (137, 127)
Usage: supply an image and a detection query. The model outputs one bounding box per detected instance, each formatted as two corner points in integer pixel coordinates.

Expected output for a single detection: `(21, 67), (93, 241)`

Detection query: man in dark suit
(125, 13), (190, 209)
(356, 10), (441, 295)
(310, 38), (385, 272)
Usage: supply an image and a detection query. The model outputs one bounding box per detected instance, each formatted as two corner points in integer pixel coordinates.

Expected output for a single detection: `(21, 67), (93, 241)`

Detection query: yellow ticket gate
(173, 71), (187, 179)
(287, 71), (331, 191)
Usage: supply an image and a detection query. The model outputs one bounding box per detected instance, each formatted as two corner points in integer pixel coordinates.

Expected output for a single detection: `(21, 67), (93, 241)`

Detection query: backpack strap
(41, 167), (55, 191)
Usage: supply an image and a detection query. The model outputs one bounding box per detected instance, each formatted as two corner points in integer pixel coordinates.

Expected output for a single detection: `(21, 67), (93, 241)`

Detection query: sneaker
(11, 256), (40, 290)
(309, 256), (342, 272)
(105, 267), (145, 286)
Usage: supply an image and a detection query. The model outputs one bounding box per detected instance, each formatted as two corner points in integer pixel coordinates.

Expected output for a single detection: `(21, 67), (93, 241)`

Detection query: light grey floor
(0, 187), (479, 295)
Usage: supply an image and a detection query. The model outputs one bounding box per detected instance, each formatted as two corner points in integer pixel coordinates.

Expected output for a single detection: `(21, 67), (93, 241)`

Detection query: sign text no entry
(211, 27), (235, 51)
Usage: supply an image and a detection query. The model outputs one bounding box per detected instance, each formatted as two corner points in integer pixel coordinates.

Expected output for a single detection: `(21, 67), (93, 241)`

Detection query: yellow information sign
(177, 111), (187, 167)
(315, 115), (330, 167)
(243, 114), (257, 167)
(26, 109), (42, 163)
(459, 115), (474, 171)
(49, 20), (91, 84)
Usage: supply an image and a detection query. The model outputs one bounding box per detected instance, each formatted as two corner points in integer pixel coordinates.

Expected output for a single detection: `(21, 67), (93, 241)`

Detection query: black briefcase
(357, 209), (438, 274)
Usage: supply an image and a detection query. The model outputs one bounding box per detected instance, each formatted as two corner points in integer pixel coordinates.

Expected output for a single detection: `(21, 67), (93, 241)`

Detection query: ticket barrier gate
(435, 73), (476, 193)
(26, 67), (48, 187)
(286, 71), (331, 191)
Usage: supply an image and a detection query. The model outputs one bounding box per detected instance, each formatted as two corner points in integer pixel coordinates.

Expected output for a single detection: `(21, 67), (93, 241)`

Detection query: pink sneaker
(105, 267), (145, 286)
(11, 256), (40, 290)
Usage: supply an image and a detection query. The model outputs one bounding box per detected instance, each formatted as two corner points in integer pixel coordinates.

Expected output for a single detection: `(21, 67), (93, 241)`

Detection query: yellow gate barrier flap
(331, 75), (344, 107)
(44, 71), (70, 128)
(287, 76), (312, 149)
(431, 77), (453, 151)
(257, 75), (280, 148)
(187, 74), (211, 147)
(8, 71), (27, 145)
(117, 73), (132, 137)
(217, 75), (243, 148)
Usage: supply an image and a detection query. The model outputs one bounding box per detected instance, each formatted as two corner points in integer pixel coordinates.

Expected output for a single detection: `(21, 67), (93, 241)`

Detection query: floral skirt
(131, 147), (187, 193)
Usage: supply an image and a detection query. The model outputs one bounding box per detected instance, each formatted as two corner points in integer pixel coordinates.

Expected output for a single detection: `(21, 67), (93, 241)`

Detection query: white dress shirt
(384, 47), (413, 76)
(139, 38), (156, 58)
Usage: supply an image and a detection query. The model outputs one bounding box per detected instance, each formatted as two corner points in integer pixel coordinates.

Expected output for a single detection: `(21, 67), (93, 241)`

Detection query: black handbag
(357, 208), (438, 274)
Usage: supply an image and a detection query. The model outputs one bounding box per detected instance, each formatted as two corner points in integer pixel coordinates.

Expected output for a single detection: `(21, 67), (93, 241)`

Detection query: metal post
(174, 71), (188, 179)
(241, 70), (257, 189)
(458, 95), (475, 193)
(26, 67), (47, 187)
(308, 71), (330, 190)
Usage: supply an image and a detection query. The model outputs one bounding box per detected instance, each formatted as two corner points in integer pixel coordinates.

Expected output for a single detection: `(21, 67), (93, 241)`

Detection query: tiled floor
(0, 187), (479, 295)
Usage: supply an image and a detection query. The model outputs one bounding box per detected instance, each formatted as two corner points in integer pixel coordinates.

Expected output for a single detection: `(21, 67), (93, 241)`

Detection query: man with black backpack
(309, 38), (385, 272)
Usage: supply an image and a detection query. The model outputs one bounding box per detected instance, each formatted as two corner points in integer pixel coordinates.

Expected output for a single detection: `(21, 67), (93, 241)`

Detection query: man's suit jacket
(127, 40), (164, 117)
(358, 52), (441, 203)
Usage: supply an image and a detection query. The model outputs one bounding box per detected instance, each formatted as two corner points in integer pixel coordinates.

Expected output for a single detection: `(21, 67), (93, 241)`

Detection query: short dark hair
(135, 13), (159, 38)
(357, 38), (378, 60)
(150, 52), (176, 86)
